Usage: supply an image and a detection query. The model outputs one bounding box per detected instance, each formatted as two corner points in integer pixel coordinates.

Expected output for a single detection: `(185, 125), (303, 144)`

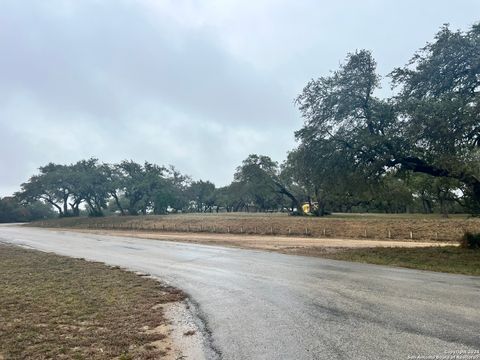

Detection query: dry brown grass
(31, 212), (480, 242)
(0, 244), (184, 360)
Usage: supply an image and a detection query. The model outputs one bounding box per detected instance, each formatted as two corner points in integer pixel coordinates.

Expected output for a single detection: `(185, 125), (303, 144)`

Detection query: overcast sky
(0, 0), (479, 196)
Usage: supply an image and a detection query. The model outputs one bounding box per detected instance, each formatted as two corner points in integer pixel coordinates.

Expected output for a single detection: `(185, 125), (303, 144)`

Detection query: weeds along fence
(36, 217), (480, 242)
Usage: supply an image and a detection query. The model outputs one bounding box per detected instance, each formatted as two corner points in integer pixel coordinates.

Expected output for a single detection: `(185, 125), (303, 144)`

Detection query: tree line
(3, 23), (479, 221)
(11, 156), (296, 218)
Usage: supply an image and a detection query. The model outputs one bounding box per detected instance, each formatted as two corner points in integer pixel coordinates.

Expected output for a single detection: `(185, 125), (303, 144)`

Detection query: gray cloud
(1, 0), (479, 195)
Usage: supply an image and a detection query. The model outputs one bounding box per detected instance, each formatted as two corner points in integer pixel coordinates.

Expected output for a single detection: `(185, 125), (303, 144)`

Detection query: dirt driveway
(53, 228), (455, 256)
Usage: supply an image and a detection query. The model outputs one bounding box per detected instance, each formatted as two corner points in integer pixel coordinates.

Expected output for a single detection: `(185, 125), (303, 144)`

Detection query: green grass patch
(322, 246), (480, 276)
(0, 244), (184, 359)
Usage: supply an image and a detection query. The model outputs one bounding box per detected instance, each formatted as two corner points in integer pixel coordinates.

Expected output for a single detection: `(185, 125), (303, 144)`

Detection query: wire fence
(36, 220), (476, 242)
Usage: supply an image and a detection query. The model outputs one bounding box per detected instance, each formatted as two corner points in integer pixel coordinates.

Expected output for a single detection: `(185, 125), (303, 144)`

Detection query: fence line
(41, 220), (470, 241)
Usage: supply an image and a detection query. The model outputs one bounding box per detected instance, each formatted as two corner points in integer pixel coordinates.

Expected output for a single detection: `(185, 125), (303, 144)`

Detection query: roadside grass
(0, 244), (184, 360)
(315, 246), (480, 276)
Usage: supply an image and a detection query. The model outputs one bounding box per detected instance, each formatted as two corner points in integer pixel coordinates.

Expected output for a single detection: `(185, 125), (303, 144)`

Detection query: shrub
(460, 232), (480, 249)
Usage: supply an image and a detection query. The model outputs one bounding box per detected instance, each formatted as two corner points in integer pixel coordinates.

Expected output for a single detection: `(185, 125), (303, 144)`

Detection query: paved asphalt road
(1, 225), (479, 360)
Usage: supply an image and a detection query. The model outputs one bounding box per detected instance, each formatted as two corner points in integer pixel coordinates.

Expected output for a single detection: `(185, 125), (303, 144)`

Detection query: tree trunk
(422, 198), (432, 214)
(69, 199), (82, 217)
(111, 192), (125, 215)
(43, 197), (63, 216)
(272, 180), (304, 215)
(63, 194), (69, 216)
(313, 187), (326, 216)
(471, 182), (480, 214)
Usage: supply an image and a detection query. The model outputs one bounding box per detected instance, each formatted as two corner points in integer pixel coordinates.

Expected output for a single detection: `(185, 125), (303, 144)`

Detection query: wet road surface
(0, 225), (479, 359)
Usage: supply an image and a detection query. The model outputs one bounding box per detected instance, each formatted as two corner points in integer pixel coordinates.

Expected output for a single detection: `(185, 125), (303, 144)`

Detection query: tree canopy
(294, 23), (480, 214)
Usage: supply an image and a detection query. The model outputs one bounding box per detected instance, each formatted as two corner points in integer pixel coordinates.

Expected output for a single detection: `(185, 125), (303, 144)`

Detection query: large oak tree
(295, 24), (480, 213)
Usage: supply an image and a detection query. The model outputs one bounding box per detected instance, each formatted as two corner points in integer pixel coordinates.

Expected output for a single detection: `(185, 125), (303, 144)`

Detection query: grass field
(287, 246), (480, 276)
(32, 212), (480, 242)
(0, 244), (184, 360)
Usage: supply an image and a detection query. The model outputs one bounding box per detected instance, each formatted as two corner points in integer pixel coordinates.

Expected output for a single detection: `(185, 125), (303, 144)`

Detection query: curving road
(1, 224), (479, 360)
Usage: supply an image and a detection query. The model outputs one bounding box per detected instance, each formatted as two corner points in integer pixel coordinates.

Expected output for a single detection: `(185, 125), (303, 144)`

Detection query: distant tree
(16, 159), (112, 217)
(71, 159), (110, 217)
(233, 155), (276, 211)
(152, 185), (176, 214)
(157, 166), (191, 213)
(104, 164), (127, 215)
(116, 161), (167, 215)
(0, 197), (24, 222)
(188, 180), (216, 212)
(283, 140), (358, 215)
(17, 163), (75, 216)
(214, 183), (248, 212)
(0, 196), (55, 223)
(233, 154), (298, 212)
